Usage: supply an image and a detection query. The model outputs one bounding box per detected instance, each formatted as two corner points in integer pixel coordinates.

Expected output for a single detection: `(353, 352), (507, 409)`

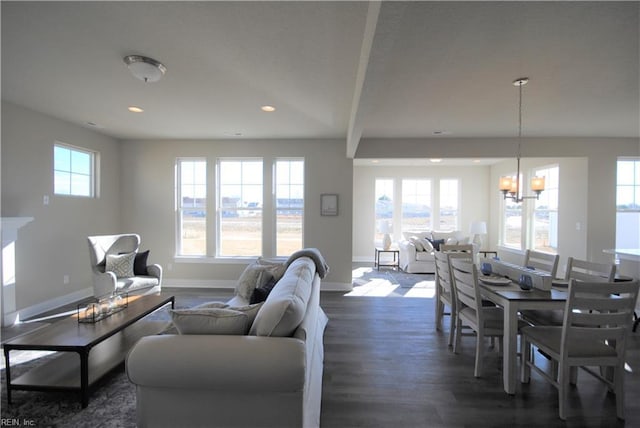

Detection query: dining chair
(450, 258), (524, 377)
(523, 249), (559, 278)
(434, 250), (473, 347)
(563, 257), (616, 282)
(521, 257), (617, 327)
(520, 279), (639, 420)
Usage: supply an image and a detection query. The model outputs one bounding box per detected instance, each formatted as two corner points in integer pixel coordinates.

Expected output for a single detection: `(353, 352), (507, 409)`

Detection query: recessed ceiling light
(433, 130), (450, 135)
(128, 106), (144, 113)
(261, 105), (276, 112)
(430, 158), (443, 163)
(472, 159), (481, 163)
(371, 160), (380, 164)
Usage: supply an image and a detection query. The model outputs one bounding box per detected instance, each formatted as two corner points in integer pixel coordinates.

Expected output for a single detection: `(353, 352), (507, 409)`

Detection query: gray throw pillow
(105, 252), (136, 278)
(170, 308), (248, 335)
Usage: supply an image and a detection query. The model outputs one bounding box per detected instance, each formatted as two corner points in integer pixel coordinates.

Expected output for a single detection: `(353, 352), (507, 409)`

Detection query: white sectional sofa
(399, 230), (475, 273)
(126, 249), (329, 428)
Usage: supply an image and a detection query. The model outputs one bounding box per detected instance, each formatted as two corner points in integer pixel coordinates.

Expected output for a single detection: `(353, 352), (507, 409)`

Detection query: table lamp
(470, 221), (487, 249)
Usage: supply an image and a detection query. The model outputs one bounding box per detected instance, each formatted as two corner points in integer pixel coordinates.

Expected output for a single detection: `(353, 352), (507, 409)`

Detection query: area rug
(350, 267), (435, 297)
(0, 304), (184, 427)
(1, 352), (137, 427)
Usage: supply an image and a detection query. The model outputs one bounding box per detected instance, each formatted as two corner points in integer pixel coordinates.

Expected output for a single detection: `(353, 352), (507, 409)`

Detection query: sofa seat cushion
(116, 275), (159, 291)
(415, 251), (434, 261)
(249, 257), (314, 337)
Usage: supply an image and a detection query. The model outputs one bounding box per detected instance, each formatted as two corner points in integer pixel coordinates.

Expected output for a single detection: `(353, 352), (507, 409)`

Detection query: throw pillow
(105, 252), (136, 278)
(409, 236), (425, 252)
(170, 308), (248, 335)
(420, 238), (434, 252)
(256, 257), (287, 281)
(250, 276), (278, 304)
(193, 301), (229, 310)
(234, 262), (280, 301)
(133, 250), (150, 275)
(427, 238), (446, 251)
(446, 237), (458, 245)
(229, 302), (264, 326)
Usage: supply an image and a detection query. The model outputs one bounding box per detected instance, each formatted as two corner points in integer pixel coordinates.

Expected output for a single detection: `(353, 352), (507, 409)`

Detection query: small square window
(54, 143), (96, 197)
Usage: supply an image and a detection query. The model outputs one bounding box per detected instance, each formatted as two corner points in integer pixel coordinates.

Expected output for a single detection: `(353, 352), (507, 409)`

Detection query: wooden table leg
(79, 349), (90, 408)
(503, 304), (519, 395)
(4, 348), (12, 404)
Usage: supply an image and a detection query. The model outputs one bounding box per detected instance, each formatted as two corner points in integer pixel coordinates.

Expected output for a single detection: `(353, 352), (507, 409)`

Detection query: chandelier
(499, 77), (545, 202)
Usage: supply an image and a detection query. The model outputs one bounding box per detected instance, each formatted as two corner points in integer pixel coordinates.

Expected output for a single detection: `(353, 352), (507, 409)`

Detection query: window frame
(53, 142), (97, 198)
(216, 158), (264, 258)
(274, 158), (305, 257)
(176, 158), (208, 257)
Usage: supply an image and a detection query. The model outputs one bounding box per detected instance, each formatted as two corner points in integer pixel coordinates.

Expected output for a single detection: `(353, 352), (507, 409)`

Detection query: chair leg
(474, 333), (484, 378)
(569, 366), (578, 385)
(520, 336), (531, 383)
(453, 316), (462, 354)
(614, 365), (625, 419)
(558, 362), (570, 420)
(448, 310), (456, 347)
(435, 299), (443, 331)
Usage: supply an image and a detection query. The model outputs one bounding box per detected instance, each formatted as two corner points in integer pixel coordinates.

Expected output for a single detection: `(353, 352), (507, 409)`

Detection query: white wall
(118, 138), (353, 290)
(490, 157), (588, 276)
(353, 164), (490, 261)
(1, 102), (121, 319)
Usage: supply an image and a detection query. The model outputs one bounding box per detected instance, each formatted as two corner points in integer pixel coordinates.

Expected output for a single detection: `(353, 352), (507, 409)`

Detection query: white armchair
(87, 233), (162, 298)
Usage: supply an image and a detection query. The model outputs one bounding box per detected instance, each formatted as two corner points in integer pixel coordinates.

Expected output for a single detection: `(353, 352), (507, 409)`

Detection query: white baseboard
(9, 286), (93, 325)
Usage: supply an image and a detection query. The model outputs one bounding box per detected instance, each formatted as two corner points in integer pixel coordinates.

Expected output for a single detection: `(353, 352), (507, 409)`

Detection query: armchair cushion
(106, 252), (136, 278)
(134, 250), (150, 275)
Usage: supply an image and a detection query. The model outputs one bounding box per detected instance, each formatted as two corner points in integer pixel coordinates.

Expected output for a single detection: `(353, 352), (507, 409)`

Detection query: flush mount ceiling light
(260, 105), (276, 112)
(128, 106), (144, 113)
(123, 55), (167, 83)
(499, 77), (545, 202)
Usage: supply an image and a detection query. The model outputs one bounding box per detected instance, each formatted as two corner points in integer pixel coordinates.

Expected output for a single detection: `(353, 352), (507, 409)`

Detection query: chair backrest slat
(561, 279), (639, 357)
(450, 258), (482, 315)
(565, 257), (616, 282)
(523, 249), (559, 278)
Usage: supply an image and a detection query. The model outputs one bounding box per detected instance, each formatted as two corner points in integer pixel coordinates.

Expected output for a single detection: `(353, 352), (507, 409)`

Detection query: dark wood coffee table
(3, 294), (174, 408)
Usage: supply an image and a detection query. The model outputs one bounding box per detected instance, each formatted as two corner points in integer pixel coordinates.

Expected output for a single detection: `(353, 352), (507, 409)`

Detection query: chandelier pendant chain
(499, 77), (545, 202)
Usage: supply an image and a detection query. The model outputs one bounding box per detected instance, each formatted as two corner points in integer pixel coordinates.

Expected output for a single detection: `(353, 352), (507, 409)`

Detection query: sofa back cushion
(249, 257), (315, 337)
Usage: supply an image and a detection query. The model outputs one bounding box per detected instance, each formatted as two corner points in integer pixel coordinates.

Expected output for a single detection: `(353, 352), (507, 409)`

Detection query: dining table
(478, 277), (568, 395)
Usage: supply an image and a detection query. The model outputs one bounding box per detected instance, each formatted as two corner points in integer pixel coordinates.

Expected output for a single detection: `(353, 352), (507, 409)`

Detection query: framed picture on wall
(321, 194), (338, 216)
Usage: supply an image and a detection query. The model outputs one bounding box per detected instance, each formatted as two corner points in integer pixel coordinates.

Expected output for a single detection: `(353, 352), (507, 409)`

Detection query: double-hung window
(616, 158), (640, 249)
(218, 159), (263, 257)
(532, 165), (559, 253)
(54, 143), (96, 197)
(375, 179), (394, 242)
(401, 179), (431, 233)
(502, 173), (523, 249)
(177, 159), (207, 256)
(439, 179), (459, 231)
(275, 159), (304, 256)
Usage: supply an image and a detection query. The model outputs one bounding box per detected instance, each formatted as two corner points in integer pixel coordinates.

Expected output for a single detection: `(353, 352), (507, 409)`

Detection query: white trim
(8, 286), (93, 326)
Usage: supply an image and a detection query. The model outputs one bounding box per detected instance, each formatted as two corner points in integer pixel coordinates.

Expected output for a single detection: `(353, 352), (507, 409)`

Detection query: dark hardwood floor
(319, 289), (639, 428)
(2, 273), (639, 427)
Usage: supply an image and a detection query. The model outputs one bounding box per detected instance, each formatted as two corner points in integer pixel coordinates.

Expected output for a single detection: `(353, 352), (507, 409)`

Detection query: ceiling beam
(346, 1), (381, 159)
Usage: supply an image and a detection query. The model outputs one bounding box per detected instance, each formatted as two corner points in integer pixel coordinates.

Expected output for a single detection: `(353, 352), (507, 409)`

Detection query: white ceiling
(2, 1), (638, 155)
